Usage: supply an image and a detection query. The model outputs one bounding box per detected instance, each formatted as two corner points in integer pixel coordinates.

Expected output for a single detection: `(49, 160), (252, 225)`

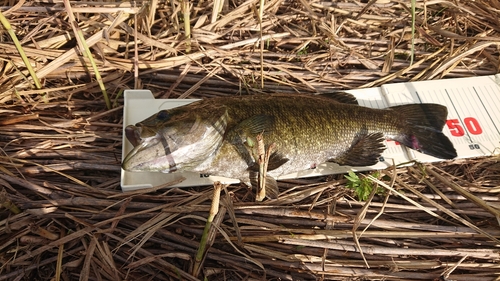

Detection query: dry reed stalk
(0, 11), (42, 92)
(192, 182), (223, 276)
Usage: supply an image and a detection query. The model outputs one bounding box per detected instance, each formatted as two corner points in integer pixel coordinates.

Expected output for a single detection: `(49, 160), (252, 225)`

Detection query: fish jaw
(123, 125), (172, 171)
(122, 135), (174, 172)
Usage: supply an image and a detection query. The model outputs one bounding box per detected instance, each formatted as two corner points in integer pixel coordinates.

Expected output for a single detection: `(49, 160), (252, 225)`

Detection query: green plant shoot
(345, 170), (383, 201)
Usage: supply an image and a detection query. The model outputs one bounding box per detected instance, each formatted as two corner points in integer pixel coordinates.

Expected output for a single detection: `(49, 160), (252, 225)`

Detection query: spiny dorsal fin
(329, 132), (385, 166)
(317, 92), (358, 105)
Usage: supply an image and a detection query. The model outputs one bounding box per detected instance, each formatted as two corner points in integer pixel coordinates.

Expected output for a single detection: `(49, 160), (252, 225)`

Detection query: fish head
(122, 104), (228, 173)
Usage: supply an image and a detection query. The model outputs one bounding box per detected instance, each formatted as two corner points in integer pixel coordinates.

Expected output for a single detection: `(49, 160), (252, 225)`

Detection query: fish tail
(391, 104), (457, 159)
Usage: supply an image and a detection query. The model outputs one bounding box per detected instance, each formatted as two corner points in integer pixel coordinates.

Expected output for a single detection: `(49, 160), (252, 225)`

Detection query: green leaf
(345, 170), (359, 182)
(345, 170), (384, 201)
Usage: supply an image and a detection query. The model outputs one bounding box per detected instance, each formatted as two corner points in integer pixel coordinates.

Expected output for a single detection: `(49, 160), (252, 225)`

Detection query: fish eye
(156, 110), (170, 121)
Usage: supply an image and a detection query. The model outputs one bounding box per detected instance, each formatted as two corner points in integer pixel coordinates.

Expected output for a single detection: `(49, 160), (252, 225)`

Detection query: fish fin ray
(394, 128), (457, 159)
(249, 171), (279, 199)
(390, 104), (457, 159)
(390, 104), (447, 131)
(227, 115), (278, 168)
(330, 132), (385, 166)
(233, 115), (275, 137)
(317, 92), (358, 105)
(248, 151), (289, 172)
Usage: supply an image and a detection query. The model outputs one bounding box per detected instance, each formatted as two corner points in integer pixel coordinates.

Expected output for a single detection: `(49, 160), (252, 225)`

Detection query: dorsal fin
(317, 92), (358, 105)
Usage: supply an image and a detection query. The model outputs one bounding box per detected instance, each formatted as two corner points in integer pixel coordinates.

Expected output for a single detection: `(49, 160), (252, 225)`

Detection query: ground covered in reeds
(1, 0), (500, 280)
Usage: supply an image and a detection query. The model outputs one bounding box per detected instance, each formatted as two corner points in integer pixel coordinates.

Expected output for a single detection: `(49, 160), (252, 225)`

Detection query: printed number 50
(446, 117), (483, 137)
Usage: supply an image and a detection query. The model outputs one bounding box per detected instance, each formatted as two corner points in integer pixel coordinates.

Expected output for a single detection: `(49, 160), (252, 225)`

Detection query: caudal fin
(390, 104), (457, 159)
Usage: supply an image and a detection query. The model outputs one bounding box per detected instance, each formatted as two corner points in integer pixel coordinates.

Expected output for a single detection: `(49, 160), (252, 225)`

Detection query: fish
(122, 92), (457, 198)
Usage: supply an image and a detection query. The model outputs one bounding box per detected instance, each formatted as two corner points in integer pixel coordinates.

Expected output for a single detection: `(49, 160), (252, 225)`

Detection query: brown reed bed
(1, 0), (500, 280)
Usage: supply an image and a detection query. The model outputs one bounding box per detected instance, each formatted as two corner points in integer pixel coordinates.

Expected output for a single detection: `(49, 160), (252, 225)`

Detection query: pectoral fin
(232, 115), (275, 142)
(329, 132), (385, 166)
(248, 151), (289, 172)
(226, 114), (278, 167)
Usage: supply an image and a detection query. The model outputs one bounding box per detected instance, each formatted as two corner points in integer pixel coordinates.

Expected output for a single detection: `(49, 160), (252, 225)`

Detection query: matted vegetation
(0, 0), (499, 280)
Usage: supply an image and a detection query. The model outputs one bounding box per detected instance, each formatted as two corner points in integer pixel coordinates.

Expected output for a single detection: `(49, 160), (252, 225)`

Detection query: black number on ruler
(468, 144), (480, 150)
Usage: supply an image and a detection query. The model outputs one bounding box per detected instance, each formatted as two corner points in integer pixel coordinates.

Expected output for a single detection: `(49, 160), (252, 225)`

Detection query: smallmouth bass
(122, 93), (457, 198)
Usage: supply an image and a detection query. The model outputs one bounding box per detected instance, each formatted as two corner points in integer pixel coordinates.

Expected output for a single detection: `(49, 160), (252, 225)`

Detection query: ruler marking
(462, 86), (486, 144)
(474, 86), (500, 137)
(463, 87), (487, 143)
(414, 91), (423, 103)
(445, 88), (474, 143)
(458, 87), (478, 142)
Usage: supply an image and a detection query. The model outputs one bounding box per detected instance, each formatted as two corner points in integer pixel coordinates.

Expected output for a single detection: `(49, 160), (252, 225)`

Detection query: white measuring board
(121, 75), (500, 191)
(381, 75), (500, 162)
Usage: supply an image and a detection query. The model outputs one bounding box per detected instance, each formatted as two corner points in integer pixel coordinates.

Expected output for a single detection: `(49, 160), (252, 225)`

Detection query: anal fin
(330, 132), (385, 166)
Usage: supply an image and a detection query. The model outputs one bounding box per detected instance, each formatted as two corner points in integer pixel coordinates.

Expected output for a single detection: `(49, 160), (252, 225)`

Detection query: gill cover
(122, 104), (228, 172)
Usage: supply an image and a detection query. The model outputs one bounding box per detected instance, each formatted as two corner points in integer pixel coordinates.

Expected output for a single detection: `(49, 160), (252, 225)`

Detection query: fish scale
(209, 97), (398, 178)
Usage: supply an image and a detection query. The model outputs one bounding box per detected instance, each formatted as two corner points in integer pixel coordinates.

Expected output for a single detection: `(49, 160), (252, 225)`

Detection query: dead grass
(0, 0), (500, 280)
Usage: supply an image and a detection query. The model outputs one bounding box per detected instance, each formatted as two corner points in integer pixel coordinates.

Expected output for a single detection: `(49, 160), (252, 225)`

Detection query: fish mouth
(123, 124), (178, 172)
(122, 135), (156, 171)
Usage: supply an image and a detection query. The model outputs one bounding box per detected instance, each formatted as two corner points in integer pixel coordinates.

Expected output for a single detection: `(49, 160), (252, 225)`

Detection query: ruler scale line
(474, 86), (500, 137)
(445, 89), (474, 144)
